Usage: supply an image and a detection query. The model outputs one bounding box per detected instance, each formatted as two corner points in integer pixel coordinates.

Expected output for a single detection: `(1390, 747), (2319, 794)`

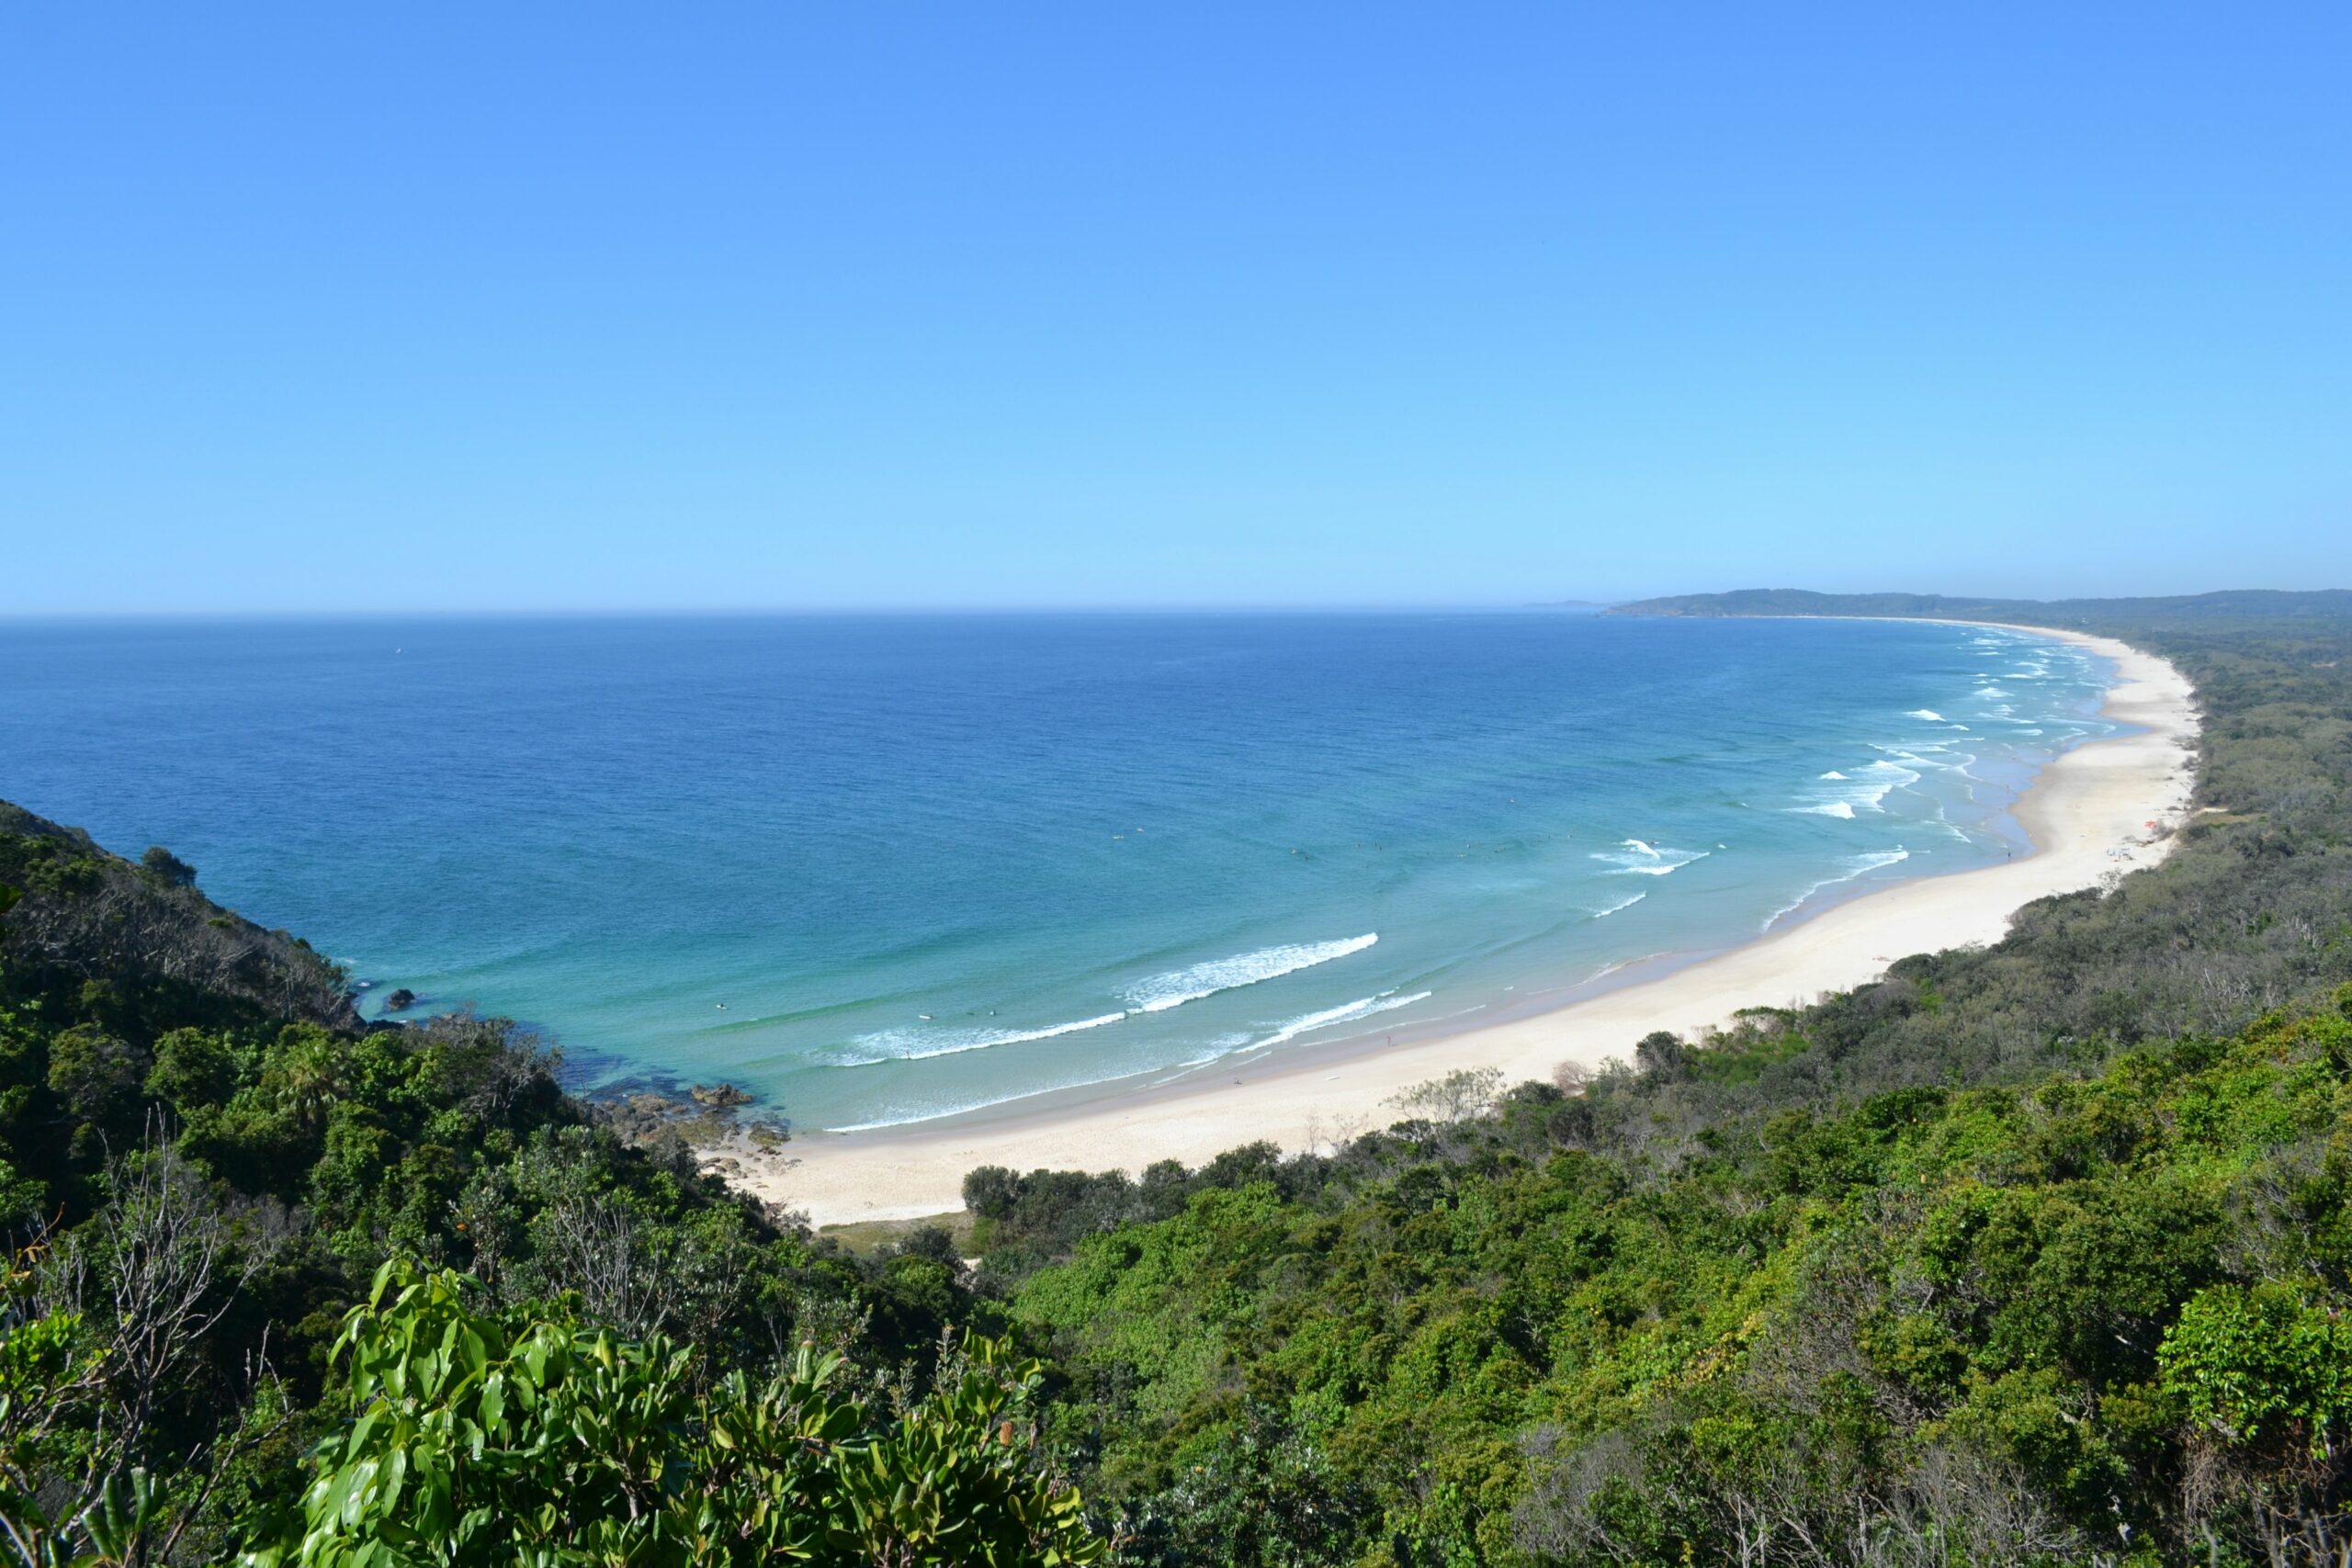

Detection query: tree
(1, 1133), (288, 1568)
(1634, 1029), (1687, 1078)
(139, 848), (196, 889)
(1389, 1066), (1505, 1122)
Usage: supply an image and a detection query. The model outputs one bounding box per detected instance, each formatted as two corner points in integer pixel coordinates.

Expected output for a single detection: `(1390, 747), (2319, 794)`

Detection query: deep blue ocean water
(0, 614), (2112, 1130)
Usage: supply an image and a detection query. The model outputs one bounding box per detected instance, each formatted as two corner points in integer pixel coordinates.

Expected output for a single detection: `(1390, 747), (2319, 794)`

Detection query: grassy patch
(820, 1210), (977, 1258)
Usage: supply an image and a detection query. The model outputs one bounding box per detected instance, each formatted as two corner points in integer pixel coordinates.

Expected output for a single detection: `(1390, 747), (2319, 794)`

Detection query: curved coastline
(738, 623), (2200, 1227)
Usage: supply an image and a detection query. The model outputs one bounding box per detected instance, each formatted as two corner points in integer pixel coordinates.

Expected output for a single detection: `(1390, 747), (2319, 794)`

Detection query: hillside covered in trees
(0, 808), (1099, 1563)
(5, 594), (2352, 1564)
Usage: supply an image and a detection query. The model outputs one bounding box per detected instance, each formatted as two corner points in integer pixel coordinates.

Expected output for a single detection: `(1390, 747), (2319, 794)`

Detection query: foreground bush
(243, 1260), (1101, 1567)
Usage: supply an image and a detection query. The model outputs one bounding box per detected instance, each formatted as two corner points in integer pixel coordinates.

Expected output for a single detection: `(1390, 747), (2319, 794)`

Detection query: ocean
(0, 612), (2113, 1131)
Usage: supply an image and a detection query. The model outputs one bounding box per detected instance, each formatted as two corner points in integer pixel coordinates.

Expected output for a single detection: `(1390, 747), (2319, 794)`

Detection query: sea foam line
(1590, 839), (1708, 875)
(824, 988), (1431, 1128)
(834, 1010), (1131, 1065)
(1125, 932), (1379, 1013)
(830, 930), (1384, 1066)
(1151, 987), (1436, 1077)
(1761, 848), (1913, 931)
(826, 1081), (1083, 1133)
(1258, 989), (1431, 1050)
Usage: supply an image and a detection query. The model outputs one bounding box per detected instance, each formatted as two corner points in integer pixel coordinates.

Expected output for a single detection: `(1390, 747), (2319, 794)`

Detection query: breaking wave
(1761, 847), (1914, 930)
(1590, 840), (1708, 875)
(1125, 933), (1379, 1013)
(835, 1010), (1131, 1066)
(1258, 989), (1431, 1050)
(1793, 757), (1923, 818)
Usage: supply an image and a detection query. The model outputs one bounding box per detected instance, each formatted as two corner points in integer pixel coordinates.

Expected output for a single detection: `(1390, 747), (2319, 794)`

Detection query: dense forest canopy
(0, 805), (1098, 1564)
(4, 592), (2351, 1564)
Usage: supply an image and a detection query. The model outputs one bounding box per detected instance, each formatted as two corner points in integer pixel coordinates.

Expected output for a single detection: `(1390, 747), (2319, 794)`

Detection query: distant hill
(1609, 586), (2352, 626)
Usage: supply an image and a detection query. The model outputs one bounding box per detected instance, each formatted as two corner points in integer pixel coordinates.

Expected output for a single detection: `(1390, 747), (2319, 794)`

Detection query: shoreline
(731, 622), (2200, 1228)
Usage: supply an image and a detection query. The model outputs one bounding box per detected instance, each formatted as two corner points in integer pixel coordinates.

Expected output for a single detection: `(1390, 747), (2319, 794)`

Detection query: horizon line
(0, 601), (1627, 622)
(4, 584), (2344, 622)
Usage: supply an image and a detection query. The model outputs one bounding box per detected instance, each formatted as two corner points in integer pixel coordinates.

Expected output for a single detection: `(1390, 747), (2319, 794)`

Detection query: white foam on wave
(1794, 756), (1922, 818)
(823, 930), (1385, 1073)
(829, 1111), (964, 1133)
(838, 1010), (1131, 1065)
(828, 1085), (1060, 1133)
(1906, 709), (1944, 721)
(1590, 839), (1708, 875)
(1176, 1032), (1256, 1066)
(1761, 847), (1913, 930)
(1857, 757), (1922, 801)
(1974, 685), (2010, 698)
(820, 989), (1418, 1127)
(1125, 932), (1379, 1013)
(1258, 988), (1431, 1050)
(825, 1038), (1183, 1126)
(1590, 892), (1646, 917)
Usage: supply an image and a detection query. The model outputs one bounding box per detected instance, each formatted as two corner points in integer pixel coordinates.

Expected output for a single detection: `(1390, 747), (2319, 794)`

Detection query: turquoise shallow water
(0, 613), (2112, 1130)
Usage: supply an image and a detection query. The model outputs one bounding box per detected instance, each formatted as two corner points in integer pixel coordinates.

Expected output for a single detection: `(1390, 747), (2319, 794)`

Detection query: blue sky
(4, 5), (2346, 612)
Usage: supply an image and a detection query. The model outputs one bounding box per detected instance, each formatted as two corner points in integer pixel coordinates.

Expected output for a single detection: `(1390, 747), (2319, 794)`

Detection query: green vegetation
(965, 601), (2352, 1563)
(1000, 1002), (2352, 1564)
(245, 1261), (1094, 1565)
(6, 594), (2351, 1562)
(821, 1212), (980, 1260)
(0, 808), (1093, 1563)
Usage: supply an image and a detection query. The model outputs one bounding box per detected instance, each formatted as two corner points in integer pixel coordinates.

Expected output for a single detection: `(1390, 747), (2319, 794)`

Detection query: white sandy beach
(735, 623), (2200, 1228)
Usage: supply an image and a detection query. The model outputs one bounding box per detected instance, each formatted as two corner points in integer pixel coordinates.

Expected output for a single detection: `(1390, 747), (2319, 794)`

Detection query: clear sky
(5, 5), (2346, 613)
